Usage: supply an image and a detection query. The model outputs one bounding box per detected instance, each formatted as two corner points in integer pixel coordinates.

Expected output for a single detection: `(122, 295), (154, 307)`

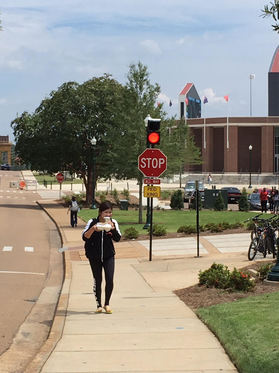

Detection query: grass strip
(197, 291), (279, 373)
(79, 209), (257, 235)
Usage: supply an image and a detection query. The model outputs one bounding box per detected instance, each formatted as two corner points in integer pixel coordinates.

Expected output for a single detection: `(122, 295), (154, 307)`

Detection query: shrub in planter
(170, 190), (184, 210)
(62, 193), (84, 207)
(219, 222), (231, 230)
(204, 223), (223, 233)
(177, 225), (196, 234)
(256, 262), (274, 281)
(199, 263), (231, 289)
(246, 220), (255, 230)
(229, 268), (255, 292)
(112, 189), (119, 204)
(230, 222), (243, 229)
(124, 227), (139, 240)
(122, 189), (130, 201)
(148, 224), (167, 236)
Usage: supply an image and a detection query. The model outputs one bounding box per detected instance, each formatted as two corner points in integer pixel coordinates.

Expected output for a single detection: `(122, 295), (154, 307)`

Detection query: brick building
(0, 136), (12, 165)
(184, 46), (279, 178)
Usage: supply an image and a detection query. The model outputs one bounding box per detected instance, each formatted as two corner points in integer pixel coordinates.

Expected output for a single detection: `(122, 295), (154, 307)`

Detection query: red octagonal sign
(138, 148), (167, 177)
(56, 172), (64, 183)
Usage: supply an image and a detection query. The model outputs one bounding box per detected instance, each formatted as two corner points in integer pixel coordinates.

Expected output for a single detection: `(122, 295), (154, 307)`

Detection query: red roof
(269, 46), (279, 73)
(179, 83), (193, 96)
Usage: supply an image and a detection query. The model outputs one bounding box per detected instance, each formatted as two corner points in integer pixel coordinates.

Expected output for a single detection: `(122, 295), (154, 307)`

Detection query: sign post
(195, 180), (200, 258)
(138, 149), (167, 261)
(56, 172), (64, 199)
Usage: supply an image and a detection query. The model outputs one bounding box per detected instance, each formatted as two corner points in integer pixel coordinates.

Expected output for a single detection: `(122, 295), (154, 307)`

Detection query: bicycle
(247, 214), (279, 260)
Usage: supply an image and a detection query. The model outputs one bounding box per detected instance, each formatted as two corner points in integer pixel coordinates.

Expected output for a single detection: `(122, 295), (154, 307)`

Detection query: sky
(0, 0), (278, 140)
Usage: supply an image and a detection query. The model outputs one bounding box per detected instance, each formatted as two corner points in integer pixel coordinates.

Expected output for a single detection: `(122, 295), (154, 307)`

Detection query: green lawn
(34, 173), (83, 185)
(197, 291), (279, 373)
(78, 209), (258, 235)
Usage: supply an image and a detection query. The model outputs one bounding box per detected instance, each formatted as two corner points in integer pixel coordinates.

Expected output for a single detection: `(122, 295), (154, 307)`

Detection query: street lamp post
(249, 74), (255, 116)
(90, 136), (97, 209)
(248, 144), (253, 188)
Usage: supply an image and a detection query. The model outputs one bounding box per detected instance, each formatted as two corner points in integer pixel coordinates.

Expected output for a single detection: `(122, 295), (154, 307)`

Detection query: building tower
(178, 83), (201, 119)
(269, 45), (279, 116)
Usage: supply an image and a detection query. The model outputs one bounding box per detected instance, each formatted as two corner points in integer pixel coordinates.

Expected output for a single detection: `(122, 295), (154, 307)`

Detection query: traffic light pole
(143, 197), (151, 229)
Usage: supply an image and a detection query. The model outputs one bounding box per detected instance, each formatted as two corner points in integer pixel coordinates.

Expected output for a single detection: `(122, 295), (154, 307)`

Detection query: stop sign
(138, 148), (167, 177)
(56, 172), (64, 183)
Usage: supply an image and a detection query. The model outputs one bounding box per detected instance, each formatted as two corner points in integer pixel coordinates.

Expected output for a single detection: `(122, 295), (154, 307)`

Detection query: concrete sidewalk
(26, 200), (257, 373)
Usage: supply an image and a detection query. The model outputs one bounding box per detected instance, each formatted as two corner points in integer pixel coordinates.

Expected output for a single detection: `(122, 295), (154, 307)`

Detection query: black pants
(70, 211), (77, 227)
(261, 200), (267, 213)
(88, 256), (115, 308)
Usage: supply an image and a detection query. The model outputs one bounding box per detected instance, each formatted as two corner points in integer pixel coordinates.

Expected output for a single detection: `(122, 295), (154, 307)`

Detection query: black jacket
(82, 217), (121, 261)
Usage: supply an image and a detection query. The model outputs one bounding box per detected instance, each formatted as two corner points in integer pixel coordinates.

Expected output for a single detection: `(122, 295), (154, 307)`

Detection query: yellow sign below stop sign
(143, 185), (161, 198)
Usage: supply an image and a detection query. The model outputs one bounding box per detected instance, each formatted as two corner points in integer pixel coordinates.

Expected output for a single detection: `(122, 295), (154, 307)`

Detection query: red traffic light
(147, 132), (160, 144)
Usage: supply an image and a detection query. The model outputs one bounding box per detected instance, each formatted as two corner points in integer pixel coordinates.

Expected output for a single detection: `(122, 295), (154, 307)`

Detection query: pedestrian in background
(274, 189), (279, 214)
(260, 187), (268, 213)
(269, 187), (276, 212)
(68, 196), (79, 227)
(207, 174), (212, 185)
(82, 201), (121, 314)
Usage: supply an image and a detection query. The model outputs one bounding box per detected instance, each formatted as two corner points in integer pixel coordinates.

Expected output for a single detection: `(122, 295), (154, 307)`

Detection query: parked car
(184, 180), (205, 202)
(248, 192), (270, 211)
(221, 187), (242, 203)
(1, 163), (10, 170)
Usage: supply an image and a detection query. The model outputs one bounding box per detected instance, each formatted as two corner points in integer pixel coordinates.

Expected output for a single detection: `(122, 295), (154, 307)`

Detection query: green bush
(214, 192), (225, 211)
(219, 222), (231, 230)
(199, 263), (255, 292)
(233, 222), (243, 229)
(148, 223), (167, 236)
(229, 268), (255, 292)
(239, 188), (249, 211)
(246, 220), (255, 230)
(170, 190), (184, 210)
(199, 263), (231, 289)
(256, 262), (274, 281)
(122, 189), (130, 201)
(203, 222), (224, 233)
(177, 225), (196, 234)
(112, 189), (119, 204)
(62, 193), (85, 207)
(123, 227), (139, 240)
(161, 190), (172, 200)
(99, 193), (107, 203)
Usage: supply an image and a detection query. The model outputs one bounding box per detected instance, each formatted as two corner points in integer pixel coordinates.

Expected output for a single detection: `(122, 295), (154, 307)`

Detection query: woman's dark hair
(99, 201), (112, 213)
(72, 196), (76, 201)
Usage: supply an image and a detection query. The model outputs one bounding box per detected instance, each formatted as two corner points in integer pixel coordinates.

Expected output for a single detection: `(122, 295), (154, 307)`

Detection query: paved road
(0, 170), (62, 357)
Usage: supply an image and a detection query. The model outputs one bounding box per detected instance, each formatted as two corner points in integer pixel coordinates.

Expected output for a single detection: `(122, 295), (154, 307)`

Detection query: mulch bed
(174, 261), (279, 311)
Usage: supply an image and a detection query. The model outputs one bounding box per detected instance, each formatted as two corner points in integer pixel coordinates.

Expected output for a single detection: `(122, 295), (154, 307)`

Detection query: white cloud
(140, 40), (162, 55)
(158, 92), (170, 104)
(202, 88), (229, 104)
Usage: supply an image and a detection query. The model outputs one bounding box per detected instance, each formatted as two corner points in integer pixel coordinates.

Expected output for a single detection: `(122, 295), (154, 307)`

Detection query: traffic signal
(147, 118), (161, 147)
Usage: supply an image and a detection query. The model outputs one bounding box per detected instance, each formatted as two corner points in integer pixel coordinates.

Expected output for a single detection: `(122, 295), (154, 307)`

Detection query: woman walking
(82, 201), (121, 313)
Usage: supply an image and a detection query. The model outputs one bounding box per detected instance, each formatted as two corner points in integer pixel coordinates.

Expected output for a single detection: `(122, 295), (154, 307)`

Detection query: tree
(12, 75), (129, 205)
(262, 1), (279, 32)
(160, 118), (202, 186)
(123, 62), (164, 223)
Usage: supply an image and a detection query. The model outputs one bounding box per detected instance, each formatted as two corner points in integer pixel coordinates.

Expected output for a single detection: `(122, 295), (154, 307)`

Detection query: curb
(24, 204), (72, 373)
